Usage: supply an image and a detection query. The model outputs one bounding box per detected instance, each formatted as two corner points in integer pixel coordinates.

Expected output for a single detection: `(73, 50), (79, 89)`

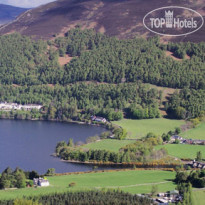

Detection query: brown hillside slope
(0, 0), (204, 42)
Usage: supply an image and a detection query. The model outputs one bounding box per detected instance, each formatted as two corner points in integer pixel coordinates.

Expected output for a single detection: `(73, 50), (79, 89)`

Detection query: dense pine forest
(166, 88), (205, 119)
(0, 190), (152, 205)
(0, 28), (204, 120)
(0, 34), (61, 85)
(58, 29), (205, 89)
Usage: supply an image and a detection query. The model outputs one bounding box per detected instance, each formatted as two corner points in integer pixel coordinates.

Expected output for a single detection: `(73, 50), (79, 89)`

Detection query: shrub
(69, 182), (76, 187)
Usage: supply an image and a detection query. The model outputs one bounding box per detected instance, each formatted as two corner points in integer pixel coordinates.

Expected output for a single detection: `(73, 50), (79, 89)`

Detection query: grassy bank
(0, 170), (176, 200)
(156, 144), (205, 160)
(113, 118), (185, 139)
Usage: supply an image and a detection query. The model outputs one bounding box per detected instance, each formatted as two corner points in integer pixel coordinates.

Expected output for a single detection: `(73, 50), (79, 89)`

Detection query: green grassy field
(181, 122), (205, 140)
(0, 170), (176, 200)
(113, 118), (185, 138)
(156, 144), (205, 160)
(193, 190), (205, 205)
(82, 139), (135, 152)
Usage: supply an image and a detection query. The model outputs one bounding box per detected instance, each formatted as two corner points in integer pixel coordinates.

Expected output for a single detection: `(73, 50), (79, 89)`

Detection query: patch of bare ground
(47, 84), (55, 88)
(181, 121), (193, 132)
(75, 81), (110, 85)
(98, 26), (106, 33)
(185, 54), (191, 60)
(165, 51), (190, 61)
(58, 54), (73, 66)
(82, 22), (98, 30)
(3, 30), (15, 35)
(159, 109), (167, 117)
(12, 84), (21, 87)
(147, 84), (178, 101)
(47, 45), (58, 51)
(96, 81), (110, 85)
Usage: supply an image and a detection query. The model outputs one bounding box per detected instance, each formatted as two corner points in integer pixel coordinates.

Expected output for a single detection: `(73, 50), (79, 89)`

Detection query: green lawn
(181, 122), (205, 140)
(156, 144), (205, 160)
(113, 118), (185, 139)
(193, 190), (205, 205)
(0, 170), (176, 200)
(82, 139), (135, 152)
(120, 182), (176, 195)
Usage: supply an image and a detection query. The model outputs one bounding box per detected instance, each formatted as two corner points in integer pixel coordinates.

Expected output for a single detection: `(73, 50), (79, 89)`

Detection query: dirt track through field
(95, 181), (170, 189)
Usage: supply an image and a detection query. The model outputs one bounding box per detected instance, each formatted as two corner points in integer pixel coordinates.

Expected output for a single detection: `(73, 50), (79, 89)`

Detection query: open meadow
(193, 190), (205, 205)
(181, 122), (205, 140)
(156, 144), (205, 160)
(113, 118), (185, 139)
(82, 139), (135, 152)
(0, 170), (176, 200)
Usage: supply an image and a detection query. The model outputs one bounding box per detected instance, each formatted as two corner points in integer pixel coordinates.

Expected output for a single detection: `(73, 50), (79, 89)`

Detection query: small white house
(33, 177), (50, 187)
(91, 116), (106, 123)
(39, 179), (50, 187)
(170, 135), (183, 142)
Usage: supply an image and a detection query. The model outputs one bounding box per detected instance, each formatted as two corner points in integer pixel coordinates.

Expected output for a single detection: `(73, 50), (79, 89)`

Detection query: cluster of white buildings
(154, 190), (182, 204)
(0, 102), (42, 111)
(170, 135), (205, 145)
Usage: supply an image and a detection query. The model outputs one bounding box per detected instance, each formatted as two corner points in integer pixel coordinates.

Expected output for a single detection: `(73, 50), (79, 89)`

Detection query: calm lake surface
(0, 119), (106, 174)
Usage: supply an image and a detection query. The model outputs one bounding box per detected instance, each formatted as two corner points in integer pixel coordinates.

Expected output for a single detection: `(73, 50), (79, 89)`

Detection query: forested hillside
(1, 29), (205, 89)
(0, 29), (204, 120)
(52, 29), (205, 89)
(0, 33), (62, 85)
